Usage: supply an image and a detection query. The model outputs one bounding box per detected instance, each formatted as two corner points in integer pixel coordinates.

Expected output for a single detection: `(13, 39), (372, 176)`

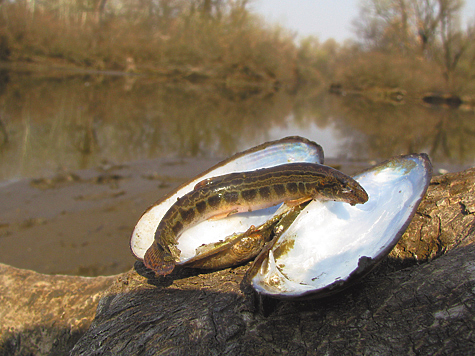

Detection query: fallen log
(71, 168), (475, 355)
(0, 266), (115, 356)
(1, 168), (475, 355)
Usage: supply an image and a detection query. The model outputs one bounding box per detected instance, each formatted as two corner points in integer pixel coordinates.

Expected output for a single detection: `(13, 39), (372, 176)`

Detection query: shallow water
(1, 69), (475, 276)
(1, 69), (474, 182)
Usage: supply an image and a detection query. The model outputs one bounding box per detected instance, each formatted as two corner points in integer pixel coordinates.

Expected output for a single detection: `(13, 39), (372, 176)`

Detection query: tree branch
(2, 168), (475, 355)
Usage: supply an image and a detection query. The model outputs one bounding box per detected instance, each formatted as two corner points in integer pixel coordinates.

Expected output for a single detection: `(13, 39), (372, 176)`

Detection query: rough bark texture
(0, 266), (115, 356)
(391, 168), (475, 260)
(1, 168), (475, 355)
(70, 168), (475, 355)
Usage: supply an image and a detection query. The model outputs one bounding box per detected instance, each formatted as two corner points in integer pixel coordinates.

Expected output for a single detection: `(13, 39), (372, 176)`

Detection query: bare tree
(354, 0), (473, 89)
(412, 0), (442, 56)
(436, 0), (470, 87)
(353, 0), (414, 53)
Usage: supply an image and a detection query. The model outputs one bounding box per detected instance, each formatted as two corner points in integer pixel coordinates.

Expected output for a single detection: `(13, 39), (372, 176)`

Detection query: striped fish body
(144, 163), (368, 275)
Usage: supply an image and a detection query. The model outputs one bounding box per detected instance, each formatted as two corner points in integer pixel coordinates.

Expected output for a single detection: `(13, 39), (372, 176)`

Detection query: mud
(0, 156), (457, 276)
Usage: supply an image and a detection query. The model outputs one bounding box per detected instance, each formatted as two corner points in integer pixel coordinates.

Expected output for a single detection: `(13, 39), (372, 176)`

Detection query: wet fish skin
(144, 163), (368, 275)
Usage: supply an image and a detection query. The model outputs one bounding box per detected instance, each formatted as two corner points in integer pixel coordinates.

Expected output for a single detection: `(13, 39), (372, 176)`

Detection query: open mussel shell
(130, 136), (323, 262)
(247, 154), (432, 299)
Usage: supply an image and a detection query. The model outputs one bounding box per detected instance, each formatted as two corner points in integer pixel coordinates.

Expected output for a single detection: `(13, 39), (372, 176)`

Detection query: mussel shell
(130, 136), (324, 261)
(247, 154), (432, 299)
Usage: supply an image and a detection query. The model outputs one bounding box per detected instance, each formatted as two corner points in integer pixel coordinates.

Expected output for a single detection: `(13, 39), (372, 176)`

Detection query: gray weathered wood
(1, 169), (474, 355)
(69, 168), (475, 355)
(0, 266), (115, 356)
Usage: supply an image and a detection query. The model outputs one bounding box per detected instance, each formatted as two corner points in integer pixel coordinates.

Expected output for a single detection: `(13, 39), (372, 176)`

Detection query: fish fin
(284, 196), (312, 207)
(207, 209), (239, 221)
(143, 243), (176, 276)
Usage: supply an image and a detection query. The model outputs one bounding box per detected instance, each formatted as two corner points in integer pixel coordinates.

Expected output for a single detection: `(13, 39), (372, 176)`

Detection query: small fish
(144, 163), (368, 275)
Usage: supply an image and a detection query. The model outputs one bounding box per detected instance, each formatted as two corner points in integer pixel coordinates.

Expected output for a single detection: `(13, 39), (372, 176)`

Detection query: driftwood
(0, 267), (115, 356)
(2, 168), (475, 355)
(72, 168), (475, 355)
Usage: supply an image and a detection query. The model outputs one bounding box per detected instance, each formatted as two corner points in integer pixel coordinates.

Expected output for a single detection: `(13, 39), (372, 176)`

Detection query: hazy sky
(251, 0), (475, 42)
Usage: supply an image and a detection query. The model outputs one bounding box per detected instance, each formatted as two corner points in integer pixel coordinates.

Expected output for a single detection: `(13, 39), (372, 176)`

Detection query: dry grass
(0, 2), (301, 87)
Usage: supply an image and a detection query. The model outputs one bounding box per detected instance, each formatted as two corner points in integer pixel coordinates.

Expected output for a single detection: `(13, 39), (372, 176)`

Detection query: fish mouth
(341, 185), (369, 206)
(353, 188), (369, 205)
(130, 136), (325, 262)
(131, 138), (432, 300)
(248, 153), (432, 299)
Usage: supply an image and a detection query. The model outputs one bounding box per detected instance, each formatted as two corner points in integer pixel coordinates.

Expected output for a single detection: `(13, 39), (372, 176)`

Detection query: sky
(251, 0), (475, 43)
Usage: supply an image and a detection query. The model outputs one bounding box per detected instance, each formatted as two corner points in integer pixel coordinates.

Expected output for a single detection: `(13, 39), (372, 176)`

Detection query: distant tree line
(349, 0), (475, 92)
(0, 0), (307, 88)
(0, 0), (473, 94)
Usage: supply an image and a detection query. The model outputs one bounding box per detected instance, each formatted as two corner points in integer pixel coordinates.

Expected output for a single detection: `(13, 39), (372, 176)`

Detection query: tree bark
(71, 168), (475, 355)
(2, 168), (475, 355)
(0, 267), (115, 356)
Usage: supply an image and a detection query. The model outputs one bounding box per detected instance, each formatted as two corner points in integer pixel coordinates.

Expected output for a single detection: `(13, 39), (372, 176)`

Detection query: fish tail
(144, 243), (176, 276)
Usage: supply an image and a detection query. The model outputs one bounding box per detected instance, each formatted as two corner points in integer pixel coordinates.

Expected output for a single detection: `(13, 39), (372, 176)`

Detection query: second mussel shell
(130, 136), (324, 268)
(247, 153), (432, 299)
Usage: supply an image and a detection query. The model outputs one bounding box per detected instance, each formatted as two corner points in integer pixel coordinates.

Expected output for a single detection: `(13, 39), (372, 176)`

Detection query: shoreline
(0, 156), (221, 276)
(0, 155), (468, 277)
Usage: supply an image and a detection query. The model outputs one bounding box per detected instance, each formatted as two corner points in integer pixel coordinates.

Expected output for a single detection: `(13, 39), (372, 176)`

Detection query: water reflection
(0, 70), (474, 181)
(327, 95), (475, 166)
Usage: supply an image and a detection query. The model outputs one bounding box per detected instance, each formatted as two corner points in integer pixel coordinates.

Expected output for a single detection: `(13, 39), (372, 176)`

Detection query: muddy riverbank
(0, 155), (417, 276)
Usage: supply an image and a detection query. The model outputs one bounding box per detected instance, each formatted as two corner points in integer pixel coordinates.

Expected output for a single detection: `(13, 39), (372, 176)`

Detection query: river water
(1, 68), (474, 182)
(1, 68), (475, 275)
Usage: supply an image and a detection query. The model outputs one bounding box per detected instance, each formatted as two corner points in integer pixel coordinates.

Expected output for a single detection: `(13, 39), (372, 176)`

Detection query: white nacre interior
(251, 154), (431, 298)
(130, 138), (323, 260)
(177, 205), (281, 262)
